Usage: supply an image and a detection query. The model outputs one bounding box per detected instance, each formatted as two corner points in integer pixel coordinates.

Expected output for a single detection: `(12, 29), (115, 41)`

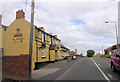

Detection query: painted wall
(2, 19), (36, 70)
(3, 19), (31, 56)
(50, 50), (55, 61)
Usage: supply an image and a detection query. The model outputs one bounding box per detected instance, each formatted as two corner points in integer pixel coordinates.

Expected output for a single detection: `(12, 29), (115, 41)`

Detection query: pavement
(0, 52), (2, 81)
(31, 58), (79, 80)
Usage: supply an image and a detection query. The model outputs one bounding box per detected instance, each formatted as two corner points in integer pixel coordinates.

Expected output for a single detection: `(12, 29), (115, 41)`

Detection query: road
(57, 58), (120, 81)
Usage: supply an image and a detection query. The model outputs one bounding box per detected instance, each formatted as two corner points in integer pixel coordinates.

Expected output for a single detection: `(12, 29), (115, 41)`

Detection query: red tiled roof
(70, 51), (76, 56)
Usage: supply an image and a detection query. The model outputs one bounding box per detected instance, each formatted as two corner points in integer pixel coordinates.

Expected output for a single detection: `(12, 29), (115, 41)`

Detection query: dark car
(111, 49), (120, 72)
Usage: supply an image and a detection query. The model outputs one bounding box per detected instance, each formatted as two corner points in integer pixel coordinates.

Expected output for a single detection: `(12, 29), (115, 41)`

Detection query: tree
(80, 53), (83, 57)
(87, 50), (95, 57)
(111, 45), (117, 50)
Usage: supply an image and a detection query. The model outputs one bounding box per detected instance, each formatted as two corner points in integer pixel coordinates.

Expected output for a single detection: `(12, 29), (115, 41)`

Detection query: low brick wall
(2, 54), (29, 80)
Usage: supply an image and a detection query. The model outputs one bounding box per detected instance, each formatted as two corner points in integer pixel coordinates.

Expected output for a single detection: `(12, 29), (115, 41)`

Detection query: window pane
(117, 50), (120, 56)
(42, 48), (45, 57)
(49, 36), (51, 44)
(41, 33), (44, 42)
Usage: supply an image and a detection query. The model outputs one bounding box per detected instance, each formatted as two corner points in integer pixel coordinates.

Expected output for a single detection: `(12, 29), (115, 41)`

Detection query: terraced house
(60, 44), (70, 59)
(49, 34), (61, 62)
(0, 15), (2, 53)
(2, 9), (70, 71)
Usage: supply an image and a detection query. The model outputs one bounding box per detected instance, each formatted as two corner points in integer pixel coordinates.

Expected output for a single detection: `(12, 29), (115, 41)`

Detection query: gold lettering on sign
(13, 28), (24, 43)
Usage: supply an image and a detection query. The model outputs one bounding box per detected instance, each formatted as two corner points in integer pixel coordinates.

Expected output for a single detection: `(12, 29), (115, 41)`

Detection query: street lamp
(105, 21), (119, 48)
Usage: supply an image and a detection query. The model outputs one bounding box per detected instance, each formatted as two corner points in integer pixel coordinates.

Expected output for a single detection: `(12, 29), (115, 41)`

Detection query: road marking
(56, 59), (79, 80)
(91, 58), (111, 82)
(107, 74), (112, 78)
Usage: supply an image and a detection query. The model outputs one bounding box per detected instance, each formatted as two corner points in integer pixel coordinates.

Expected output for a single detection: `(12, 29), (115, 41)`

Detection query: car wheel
(111, 64), (116, 72)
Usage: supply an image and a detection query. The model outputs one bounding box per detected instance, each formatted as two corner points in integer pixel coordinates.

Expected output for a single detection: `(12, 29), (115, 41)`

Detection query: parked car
(111, 49), (120, 72)
(72, 56), (76, 60)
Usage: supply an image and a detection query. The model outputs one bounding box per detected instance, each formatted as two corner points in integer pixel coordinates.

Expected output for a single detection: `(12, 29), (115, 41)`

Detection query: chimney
(75, 49), (77, 54)
(16, 9), (25, 19)
(0, 15), (2, 25)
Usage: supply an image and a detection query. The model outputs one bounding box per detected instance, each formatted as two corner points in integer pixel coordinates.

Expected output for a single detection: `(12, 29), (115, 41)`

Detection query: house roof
(95, 53), (101, 56)
(39, 27), (44, 30)
(2, 24), (8, 29)
(53, 35), (57, 38)
(61, 44), (70, 50)
(35, 26), (61, 41)
(69, 51), (76, 55)
(49, 44), (58, 50)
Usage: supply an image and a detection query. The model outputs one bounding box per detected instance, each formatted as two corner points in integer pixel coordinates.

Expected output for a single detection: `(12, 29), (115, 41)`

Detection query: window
(49, 36), (52, 44)
(62, 52), (64, 57)
(41, 32), (45, 42)
(56, 40), (58, 45)
(42, 47), (45, 57)
(65, 53), (67, 56)
(116, 50), (120, 56)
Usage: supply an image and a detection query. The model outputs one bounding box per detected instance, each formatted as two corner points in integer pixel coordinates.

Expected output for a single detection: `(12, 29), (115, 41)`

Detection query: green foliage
(111, 45), (117, 50)
(84, 56), (88, 58)
(79, 53), (83, 57)
(87, 50), (95, 57)
(99, 54), (111, 58)
(99, 55), (104, 57)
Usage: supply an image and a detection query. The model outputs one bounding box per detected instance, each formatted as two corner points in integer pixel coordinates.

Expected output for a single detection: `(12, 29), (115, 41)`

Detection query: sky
(0, 0), (119, 56)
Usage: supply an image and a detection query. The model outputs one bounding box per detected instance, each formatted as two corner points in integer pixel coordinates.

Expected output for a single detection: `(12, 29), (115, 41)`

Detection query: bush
(99, 54), (111, 58)
(104, 54), (111, 58)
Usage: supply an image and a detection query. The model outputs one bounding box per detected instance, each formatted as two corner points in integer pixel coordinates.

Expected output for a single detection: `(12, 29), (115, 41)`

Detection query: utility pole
(102, 45), (103, 55)
(0, 15), (2, 25)
(29, 0), (35, 79)
(105, 21), (119, 48)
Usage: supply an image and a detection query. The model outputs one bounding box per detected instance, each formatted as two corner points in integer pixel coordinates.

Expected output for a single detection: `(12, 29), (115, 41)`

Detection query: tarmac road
(57, 58), (120, 81)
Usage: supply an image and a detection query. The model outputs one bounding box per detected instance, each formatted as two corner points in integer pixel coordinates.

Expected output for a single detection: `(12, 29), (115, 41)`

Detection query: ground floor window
(65, 53), (67, 56)
(42, 47), (45, 57)
(62, 52), (64, 57)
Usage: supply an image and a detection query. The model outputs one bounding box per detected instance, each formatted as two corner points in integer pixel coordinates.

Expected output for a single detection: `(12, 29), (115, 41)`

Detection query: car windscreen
(117, 50), (120, 56)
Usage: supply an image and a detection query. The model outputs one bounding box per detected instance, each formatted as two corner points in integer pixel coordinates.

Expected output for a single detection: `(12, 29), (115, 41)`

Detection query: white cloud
(0, 1), (118, 56)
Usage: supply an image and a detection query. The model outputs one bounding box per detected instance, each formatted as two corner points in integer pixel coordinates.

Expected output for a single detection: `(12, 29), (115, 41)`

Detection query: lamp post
(105, 21), (119, 48)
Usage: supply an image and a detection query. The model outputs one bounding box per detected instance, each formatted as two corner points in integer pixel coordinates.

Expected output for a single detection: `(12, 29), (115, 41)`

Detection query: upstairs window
(49, 36), (52, 44)
(41, 32), (45, 42)
(56, 40), (58, 45)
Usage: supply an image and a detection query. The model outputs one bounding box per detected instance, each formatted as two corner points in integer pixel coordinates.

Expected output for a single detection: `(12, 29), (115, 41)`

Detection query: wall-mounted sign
(13, 28), (24, 43)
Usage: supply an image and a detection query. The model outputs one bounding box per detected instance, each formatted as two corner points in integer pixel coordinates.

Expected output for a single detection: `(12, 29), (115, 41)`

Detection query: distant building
(75, 49), (77, 55)
(70, 51), (76, 56)
(95, 53), (101, 57)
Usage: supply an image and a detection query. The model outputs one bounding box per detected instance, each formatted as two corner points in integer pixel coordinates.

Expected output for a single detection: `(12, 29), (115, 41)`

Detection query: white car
(73, 56), (76, 59)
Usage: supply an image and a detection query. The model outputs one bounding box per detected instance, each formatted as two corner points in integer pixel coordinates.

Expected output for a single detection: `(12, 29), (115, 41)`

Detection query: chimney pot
(16, 9), (25, 19)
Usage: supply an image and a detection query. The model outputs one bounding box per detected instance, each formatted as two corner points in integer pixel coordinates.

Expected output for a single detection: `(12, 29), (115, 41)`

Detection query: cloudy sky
(0, 0), (119, 55)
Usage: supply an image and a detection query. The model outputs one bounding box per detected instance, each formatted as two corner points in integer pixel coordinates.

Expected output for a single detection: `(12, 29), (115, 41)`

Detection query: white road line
(56, 60), (79, 80)
(91, 58), (111, 82)
(108, 74), (112, 78)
